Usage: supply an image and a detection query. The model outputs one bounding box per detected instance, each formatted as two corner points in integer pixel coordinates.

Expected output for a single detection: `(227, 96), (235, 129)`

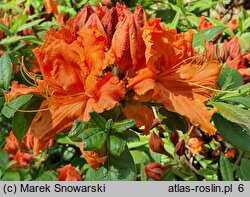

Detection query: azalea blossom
(5, 4), (125, 157)
(188, 137), (203, 155)
(3, 131), (34, 168)
(128, 18), (221, 135)
(44, 0), (58, 14)
(4, 3), (223, 170)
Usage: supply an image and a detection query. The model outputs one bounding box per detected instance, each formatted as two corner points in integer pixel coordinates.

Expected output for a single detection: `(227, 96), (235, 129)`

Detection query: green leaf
(220, 153), (234, 181)
(85, 146), (136, 181)
(140, 163), (147, 181)
(117, 129), (140, 143)
(0, 53), (12, 90)
(171, 165), (197, 181)
(109, 135), (126, 157)
(192, 26), (226, 47)
(158, 107), (188, 133)
(207, 18), (234, 36)
(68, 120), (91, 142)
(0, 22), (11, 36)
(213, 113), (250, 152)
(170, 12), (180, 28)
(2, 94), (33, 118)
(111, 119), (136, 133)
(218, 66), (243, 90)
(12, 96), (43, 142)
(105, 119), (113, 130)
(0, 35), (43, 45)
(35, 171), (57, 181)
(79, 128), (107, 151)
(1, 170), (20, 181)
(239, 158), (250, 180)
(89, 111), (106, 130)
(0, 96), (5, 106)
(161, 168), (176, 181)
(130, 150), (150, 164)
(242, 17), (250, 32)
(16, 18), (44, 32)
(0, 149), (8, 168)
(238, 32), (250, 52)
(219, 83), (250, 99)
(211, 102), (250, 133)
(221, 96), (250, 108)
(57, 136), (78, 147)
(4, 160), (16, 170)
(19, 35), (43, 45)
(198, 168), (218, 181)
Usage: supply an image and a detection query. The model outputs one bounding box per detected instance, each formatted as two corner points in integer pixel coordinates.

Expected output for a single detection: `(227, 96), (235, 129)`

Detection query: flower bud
(175, 139), (185, 156)
(144, 163), (171, 181)
(169, 130), (179, 145)
(149, 132), (173, 158)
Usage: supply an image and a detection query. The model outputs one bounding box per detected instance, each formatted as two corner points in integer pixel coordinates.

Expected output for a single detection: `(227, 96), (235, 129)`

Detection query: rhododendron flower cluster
(4, 130), (34, 168)
(4, 3), (222, 170)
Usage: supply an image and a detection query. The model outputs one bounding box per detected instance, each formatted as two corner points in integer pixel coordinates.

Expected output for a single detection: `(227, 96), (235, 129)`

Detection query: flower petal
(79, 142), (107, 170)
(123, 105), (154, 134)
(57, 164), (82, 181)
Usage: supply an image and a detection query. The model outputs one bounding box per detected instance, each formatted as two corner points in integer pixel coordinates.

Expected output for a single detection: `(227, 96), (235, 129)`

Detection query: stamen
(187, 81), (237, 93)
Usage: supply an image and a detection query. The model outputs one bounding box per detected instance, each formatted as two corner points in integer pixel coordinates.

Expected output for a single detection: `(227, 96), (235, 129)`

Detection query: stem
(235, 151), (244, 166)
(184, 154), (199, 174)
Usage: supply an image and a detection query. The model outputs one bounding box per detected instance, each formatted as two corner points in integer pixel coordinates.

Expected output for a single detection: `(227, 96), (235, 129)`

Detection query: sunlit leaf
(211, 102), (250, 133)
(192, 26), (226, 47)
(0, 53), (12, 90)
(2, 94), (33, 118)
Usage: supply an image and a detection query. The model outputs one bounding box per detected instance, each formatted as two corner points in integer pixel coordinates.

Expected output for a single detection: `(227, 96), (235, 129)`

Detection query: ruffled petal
(84, 73), (125, 120)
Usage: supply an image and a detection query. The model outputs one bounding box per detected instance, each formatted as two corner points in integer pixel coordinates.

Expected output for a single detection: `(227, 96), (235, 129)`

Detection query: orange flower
(56, 13), (66, 27)
(226, 19), (238, 32)
(57, 164), (82, 181)
(197, 16), (213, 30)
(4, 130), (34, 155)
(4, 132), (19, 155)
(128, 18), (221, 135)
(0, 17), (9, 39)
(79, 142), (107, 170)
(188, 138), (203, 155)
(225, 149), (235, 158)
(10, 152), (34, 168)
(6, 4), (125, 156)
(44, 0), (58, 14)
(4, 81), (43, 103)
